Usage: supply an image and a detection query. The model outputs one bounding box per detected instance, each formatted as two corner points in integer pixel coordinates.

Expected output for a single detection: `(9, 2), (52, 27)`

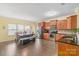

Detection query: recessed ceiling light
(44, 10), (59, 17)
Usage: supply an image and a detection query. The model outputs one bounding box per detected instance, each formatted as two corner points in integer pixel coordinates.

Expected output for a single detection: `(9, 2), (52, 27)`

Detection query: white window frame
(8, 24), (17, 35)
(17, 24), (24, 32)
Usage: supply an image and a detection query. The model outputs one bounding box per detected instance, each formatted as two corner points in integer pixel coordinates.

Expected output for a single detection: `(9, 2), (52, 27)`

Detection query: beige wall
(0, 16), (37, 42)
(75, 8), (79, 44)
(75, 8), (79, 28)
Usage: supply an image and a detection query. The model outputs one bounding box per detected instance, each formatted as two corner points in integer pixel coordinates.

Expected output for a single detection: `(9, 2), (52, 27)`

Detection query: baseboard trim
(0, 40), (15, 43)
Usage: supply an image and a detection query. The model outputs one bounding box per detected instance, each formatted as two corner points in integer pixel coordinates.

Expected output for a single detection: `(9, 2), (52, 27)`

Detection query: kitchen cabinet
(43, 22), (50, 40)
(66, 17), (71, 29)
(44, 22), (51, 30)
(43, 33), (49, 40)
(58, 42), (79, 56)
(39, 22), (45, 28)
(57, 20), (61, 30)
(57, 15), (77, 30)
(39, 22), (50, 40)
(71, 15), (77, 29)
(50, 20), (57, 26)
(55, 34), (64, 41)
(67, 15), (77, 29)
(57, 20), (67, 30)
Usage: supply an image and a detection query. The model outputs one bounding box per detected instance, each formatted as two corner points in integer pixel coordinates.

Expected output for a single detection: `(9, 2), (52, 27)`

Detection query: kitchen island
(58, 42), (79, 56)
(56, 30), (79, 56)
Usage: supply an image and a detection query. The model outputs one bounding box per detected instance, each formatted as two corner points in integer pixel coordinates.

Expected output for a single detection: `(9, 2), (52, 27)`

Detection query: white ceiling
(0, 3), (79, 22)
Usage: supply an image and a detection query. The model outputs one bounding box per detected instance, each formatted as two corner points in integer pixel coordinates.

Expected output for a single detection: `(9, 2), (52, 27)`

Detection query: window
(8, 24), (32, 35)
(17, 25), (24, 32)
(8, 24), (17, 35)
(25, 26), (31, 31)
(25, 26), (32, 34)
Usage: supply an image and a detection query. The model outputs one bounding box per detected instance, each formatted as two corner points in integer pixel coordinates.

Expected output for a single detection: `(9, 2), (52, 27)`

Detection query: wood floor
(0, 39), (58, 56)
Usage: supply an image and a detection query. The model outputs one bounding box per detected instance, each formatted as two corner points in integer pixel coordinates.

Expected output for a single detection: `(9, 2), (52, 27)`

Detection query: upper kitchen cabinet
(57, 15), (77, 30)
(39, 22), (45, 28)
(57, 20), (67, 30)
(50, 20), (57, 26)
(71, 15), (77, 29)
(57, 20), (61, 30)
(66, 17), (71, 29)
(44, 22), (51, 30)
(67, 15), (77, 29)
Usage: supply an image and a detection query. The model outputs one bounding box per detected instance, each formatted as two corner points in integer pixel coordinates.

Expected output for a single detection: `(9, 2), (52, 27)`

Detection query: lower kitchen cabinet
(58, 42), (79, 56)
(55, 34), (64, 41)
(43, 33), (49, 40)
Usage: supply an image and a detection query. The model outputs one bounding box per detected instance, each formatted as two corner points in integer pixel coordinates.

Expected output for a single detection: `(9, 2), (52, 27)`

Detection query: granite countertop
(58, 41), (79, 46)
(57, 30), (78, 46)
